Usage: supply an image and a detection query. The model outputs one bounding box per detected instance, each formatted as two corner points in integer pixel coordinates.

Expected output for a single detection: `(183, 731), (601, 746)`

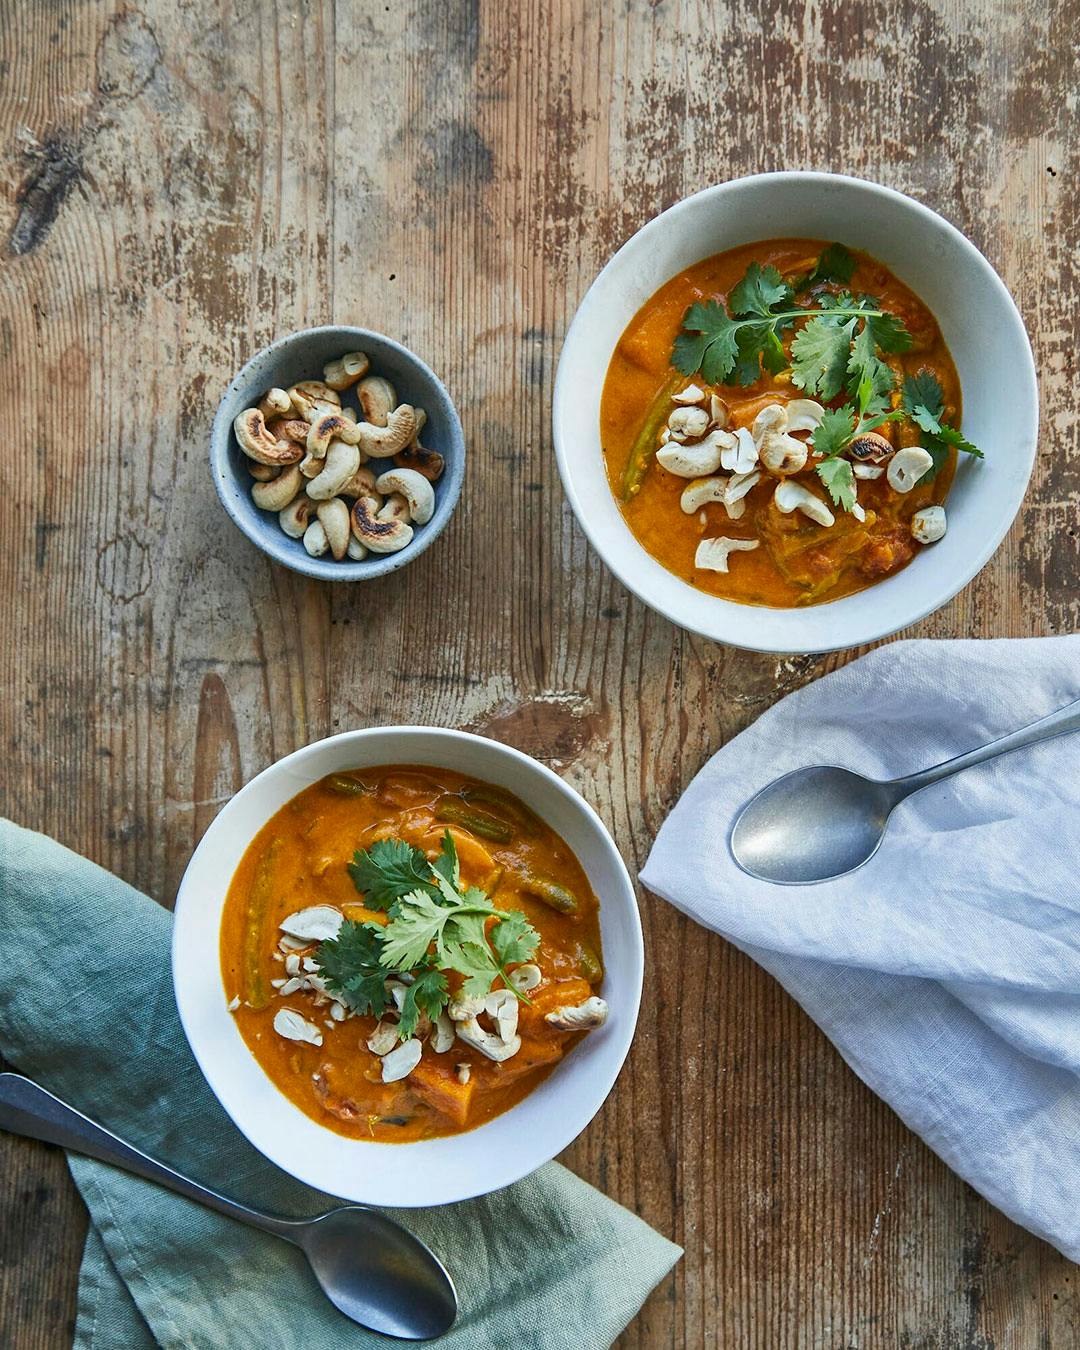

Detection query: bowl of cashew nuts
(210, 326), (465, 580)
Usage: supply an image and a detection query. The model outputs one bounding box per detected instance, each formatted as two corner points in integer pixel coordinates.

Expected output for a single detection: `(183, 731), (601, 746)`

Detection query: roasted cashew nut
(257, 388), (292, 420)
(266, 416), (311, 444)
(680, 477), (727, 514)
(248, 461), (278, 482)
(377, 492), (411, 523)
(773, 479), (835, 526)
(351, 495), (414, 553)
(251, 464), (303, 511)
(306, 441), (362, 501)
(234, 409), (304, 467)
(288, 381), (341, 423)
(455, 1016), (521, 1062)
(887, 447), (934, 493)
(394, 407), (444, 480)
(373, 467), (435, 524)
(316, 497), (351, 560)
(911, 504), (947, 542)
(339, 464), (377, 498)
(849, 431), (894, 463)
(279, 495), (315, 538)
(307, 412), (363, 456)
(302, 520), (329, 557)
(323, 351), (370, 391)
(357, 375), (397, 427)
(543, 996), (609, 1031)
(666, 406), (710, 441)
(356, 405), (418, 459)
(694, 536), (760, 573)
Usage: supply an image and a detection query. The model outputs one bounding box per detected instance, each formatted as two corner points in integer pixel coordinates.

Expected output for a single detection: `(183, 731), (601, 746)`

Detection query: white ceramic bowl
(553, 172), (1038, 653)
(172, 727), (642, 1207)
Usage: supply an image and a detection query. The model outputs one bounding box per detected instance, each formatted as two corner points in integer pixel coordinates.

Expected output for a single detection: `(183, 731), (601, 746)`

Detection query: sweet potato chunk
(490, 1034), (565, 1087)
(408, 1056), (475, 1127)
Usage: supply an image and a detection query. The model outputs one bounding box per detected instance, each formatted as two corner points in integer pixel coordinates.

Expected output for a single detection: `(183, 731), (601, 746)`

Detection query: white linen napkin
(641, 635), (1080, 1261)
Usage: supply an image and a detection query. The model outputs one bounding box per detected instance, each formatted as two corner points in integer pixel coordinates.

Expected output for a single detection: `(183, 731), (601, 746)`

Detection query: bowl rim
(171, 726), (644, 1206)
(209, 324), (465, 583)
(553, 170), (1039, 653)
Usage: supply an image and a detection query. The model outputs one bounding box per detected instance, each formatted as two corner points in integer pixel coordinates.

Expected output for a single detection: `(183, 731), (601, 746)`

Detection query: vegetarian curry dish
(221, 766), (607, 1142)
(601, 239), (981, 607)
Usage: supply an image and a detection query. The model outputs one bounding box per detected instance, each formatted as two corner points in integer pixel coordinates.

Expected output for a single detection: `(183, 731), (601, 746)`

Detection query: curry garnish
(672, 243), (984, 513)
(315, 830), (540, 1041)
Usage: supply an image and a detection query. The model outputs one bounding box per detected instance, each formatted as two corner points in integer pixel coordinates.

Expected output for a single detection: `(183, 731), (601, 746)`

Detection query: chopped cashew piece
(374, 467), (435, 524)
(367, 1021), (400, 1056)
(273, 1008), (323, 1046)
(710, 394), (730, 428)
(656, 430), (726, 478)
(759, 429), (809, 474)
(357, 405), (418, 458)
(671, 383), (706, 405)
(544, 996), (609, 1031)
(484, 989), (520, 1042)
(251, 465), (303, 512)
(853, 463), (884, 480)
(381, 1038), (423, 1083)
(448, 994), (485, 1022)
(720, 426), (758, 474)
(911, 504), (947, 542)
(508, 963), (542, 993)
(680, 477), (727, 514)
(773, 480), (835, 527)
(456, 1016), (522, 1062)
(725, 469), (760, 507)
(666, 406), (710, 441)
(783, 399), (825, 433)
(887, 447), (934, 493)
(431, 1012), (455, 1053)
(280, 905), (344, 942)
(456, 1063), (471, 1085)
(849, 431), (894, 462)
(694, 536), (760, 573)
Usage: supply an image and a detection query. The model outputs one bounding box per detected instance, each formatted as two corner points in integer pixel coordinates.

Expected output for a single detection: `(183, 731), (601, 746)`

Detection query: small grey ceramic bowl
(210, 326), (465, 580)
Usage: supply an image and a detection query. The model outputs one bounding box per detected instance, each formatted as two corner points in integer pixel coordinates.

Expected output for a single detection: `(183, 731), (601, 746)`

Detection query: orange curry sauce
(220, 767), (603, 1142)
(601, 239), (961, 607)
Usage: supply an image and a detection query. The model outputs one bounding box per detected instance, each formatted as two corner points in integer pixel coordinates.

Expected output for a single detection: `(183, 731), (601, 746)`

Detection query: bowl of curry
(172, 727), (642, 1207)
(554, 173), (1037, 652)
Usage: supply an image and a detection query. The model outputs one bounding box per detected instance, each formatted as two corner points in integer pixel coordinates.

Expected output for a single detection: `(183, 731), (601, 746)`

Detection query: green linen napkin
(0, 819), (680, 1349)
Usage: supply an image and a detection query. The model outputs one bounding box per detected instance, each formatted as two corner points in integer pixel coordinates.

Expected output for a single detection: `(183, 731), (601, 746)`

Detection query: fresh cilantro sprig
(900, 370), (983, 478)
(810, 369), (905, 511)
(316, 831), (540, 1042)
(673, 244), (911, 389)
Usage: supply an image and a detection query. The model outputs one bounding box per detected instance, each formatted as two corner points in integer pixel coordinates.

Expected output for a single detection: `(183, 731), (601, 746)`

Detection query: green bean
(620, 371), (682, 500)
(463, 785), (540, 834)
(435, 798), (514, 843)
(325, 773), (370, 796)
(575, 941), (604, 984)
(243, 839), (280, 1010)
(518, 873), (579, 916)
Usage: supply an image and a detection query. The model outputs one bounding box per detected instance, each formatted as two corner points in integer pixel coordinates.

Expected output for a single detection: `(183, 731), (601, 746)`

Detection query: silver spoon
(0, 1073), (457, 1340)
(730, 695), (1080, 885)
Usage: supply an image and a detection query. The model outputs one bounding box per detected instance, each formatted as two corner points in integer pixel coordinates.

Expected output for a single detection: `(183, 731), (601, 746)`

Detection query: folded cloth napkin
(642, 635), (1080, 1263)
(0, 820), (680, 1350)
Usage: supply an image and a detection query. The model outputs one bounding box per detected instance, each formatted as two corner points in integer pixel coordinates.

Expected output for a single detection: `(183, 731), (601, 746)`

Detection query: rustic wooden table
(2, 1), (1077, 1345)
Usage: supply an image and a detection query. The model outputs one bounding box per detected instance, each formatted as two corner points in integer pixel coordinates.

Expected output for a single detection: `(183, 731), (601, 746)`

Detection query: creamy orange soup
(601, 239), (962, 607)
(220, 767), (605, 1142)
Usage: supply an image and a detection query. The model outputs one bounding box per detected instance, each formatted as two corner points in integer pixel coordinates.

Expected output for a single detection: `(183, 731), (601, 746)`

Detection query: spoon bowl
(729, 696), (1080, 886)
(731, 766), (899, 884)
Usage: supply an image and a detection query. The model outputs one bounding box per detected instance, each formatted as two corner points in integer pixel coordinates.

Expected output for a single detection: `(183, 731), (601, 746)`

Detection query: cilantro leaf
(729, 262), (792, 317)
(790, 314), (857, 400)
(348, 837), (435, 909)
(314, 921), (391, 1018)
(673, 301), (740, 384)
(396, 966), (449, 1040)
(491, 909), (540, 967)
(430, 829), (459, 891)
(901, 370), (945, 424)
(848, 324), (895, 405)
(810, 242), (856, 285)
(816, 456), (857, 512)
(864, 308), (913, 354)
(811, 406), (857, 458)
(932, 423), (983, 460)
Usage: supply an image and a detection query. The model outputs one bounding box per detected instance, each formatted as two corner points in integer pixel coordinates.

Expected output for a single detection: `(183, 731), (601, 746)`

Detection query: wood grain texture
(1, 0), (1078, 1345)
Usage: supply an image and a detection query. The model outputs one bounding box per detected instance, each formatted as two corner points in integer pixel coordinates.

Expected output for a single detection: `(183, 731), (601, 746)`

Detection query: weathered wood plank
(1, 0), (1078, 1346)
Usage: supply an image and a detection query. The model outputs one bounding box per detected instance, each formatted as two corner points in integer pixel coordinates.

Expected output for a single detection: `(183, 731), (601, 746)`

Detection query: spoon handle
(0, 1073), (299, 1241)
(895, 695), (1080, 796)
